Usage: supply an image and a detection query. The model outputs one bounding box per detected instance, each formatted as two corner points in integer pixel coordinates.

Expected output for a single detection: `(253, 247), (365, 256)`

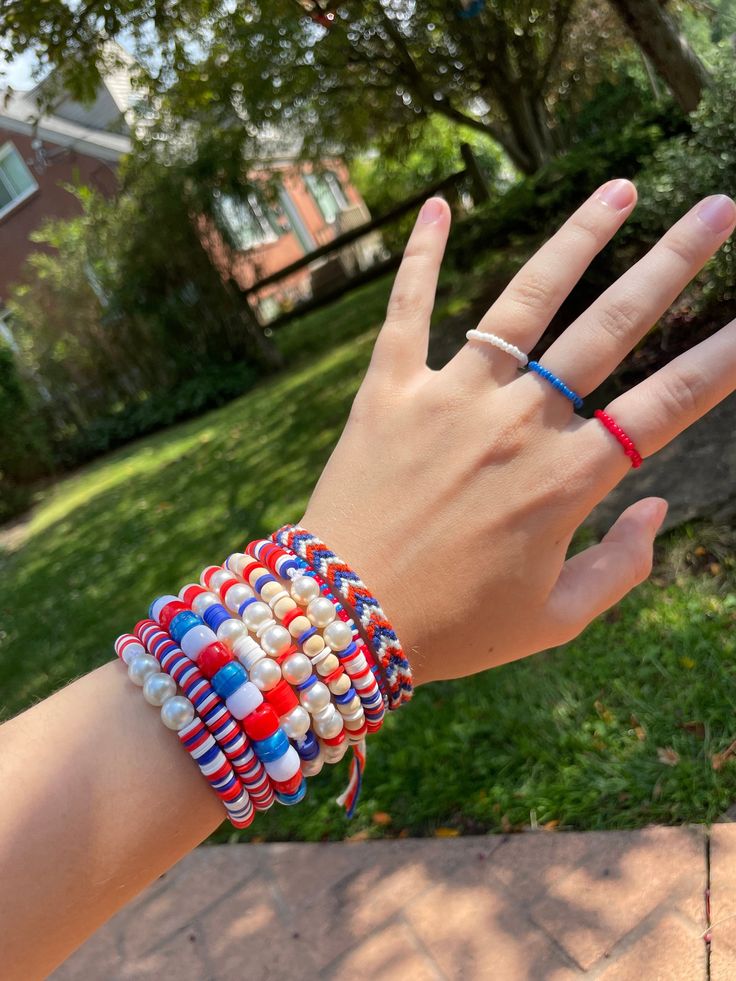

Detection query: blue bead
(294, 731), (319, 759)
(203, 604), (231, 632)
(334, 687), (356, 705)
(254, 573), (274, 594)
(238, 597), (258, 616)
(296, 675), (316, 692)
(279, 559), (300, 577)
(197, 744), (220, 766)
(277, 779), (307, 806)
(212, 661), (247, 699)
(297, 626), (318, 645)
(254, 730), (289, 761)
(169, 610), (202, 643)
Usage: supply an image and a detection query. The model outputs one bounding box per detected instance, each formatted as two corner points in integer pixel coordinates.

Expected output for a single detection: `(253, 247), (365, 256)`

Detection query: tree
(2, 0), (628, 175)
(608, 0), (710, 111)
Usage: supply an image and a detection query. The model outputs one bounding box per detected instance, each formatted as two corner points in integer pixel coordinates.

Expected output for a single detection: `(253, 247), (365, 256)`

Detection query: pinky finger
(544, 498), (668, 644)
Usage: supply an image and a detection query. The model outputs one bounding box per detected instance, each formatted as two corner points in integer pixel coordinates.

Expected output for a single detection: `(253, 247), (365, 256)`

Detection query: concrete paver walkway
(51, 825), (736, 979)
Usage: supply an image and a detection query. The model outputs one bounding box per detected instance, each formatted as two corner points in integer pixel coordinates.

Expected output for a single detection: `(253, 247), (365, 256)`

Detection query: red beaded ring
(594, 409), (643, 469)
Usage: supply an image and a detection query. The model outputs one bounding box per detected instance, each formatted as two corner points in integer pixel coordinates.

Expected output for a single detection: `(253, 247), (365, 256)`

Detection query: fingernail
(596, 179), (636, 211)
(696, 194), (736, 233)
(419, 197), (445, 224)
(646, 498), (668, 532)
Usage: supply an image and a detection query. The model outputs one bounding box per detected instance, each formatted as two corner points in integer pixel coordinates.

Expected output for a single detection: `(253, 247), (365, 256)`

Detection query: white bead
(261, 624), (291, 658)
(301, 755), (323, 777)
(290, 575), (320, 605)
(281, 705), (311, 739)
(225, 681), (263, 720)
(300, 681), (331, 714)
(282, 653), (312, 686)
(243, 601), (271, 630)
(217, 619), (248, 647)
(233, 635), (264, 671)
(180, 624), (218, 660)
(210, 569), (231, 590)
(306, 596), (336, 628)
(150, 595), (179, 623)
(223, 582), (253, 613)
(264, 745), (301, 782)
(143, 671), (177, 706)
(121, 641), (146, 665)
(191, 591), (218, 616)
(323, 741), (349, 763)
(323, 619), (353, 652)
(160, 695), (195, 731)
(128, 653), (159, 686)
(250, 657), (282, 691)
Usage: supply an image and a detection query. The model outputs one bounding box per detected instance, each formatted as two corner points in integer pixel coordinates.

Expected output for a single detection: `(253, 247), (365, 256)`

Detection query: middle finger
(539, 194), (736, 396)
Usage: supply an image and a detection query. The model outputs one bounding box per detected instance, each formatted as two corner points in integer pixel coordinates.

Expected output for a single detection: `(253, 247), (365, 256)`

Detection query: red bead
(159, 600), (188, 630)
(271, 772), (303, 795)
(324, 667), (344, 685)
(243, 704), (280, 740)
(281, 607), (302, 630)
(219, 577), (241, 602)
(276, 644), (299, 664)
(322, 730), (346, 747)
(201, 566), (222, 589)
(198, 642), (233, 678)
(241, 560), (264, 582)
(265, 680), (299, 715)
(181, 584), (205, 606)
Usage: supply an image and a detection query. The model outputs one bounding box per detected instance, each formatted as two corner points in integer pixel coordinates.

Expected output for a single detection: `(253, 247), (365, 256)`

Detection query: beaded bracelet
(114, 633), (254, 827)
(150, 596), (306, 804)
(248, 539), (385, 734)
(135, 620), (275, 810)
(273, 525), (413, 709)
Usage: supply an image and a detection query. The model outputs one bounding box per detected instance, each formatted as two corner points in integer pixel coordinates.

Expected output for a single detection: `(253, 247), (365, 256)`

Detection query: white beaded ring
(465, 329), (528, 367)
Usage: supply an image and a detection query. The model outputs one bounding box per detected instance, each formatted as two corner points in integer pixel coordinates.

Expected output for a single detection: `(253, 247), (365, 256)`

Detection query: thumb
(545, 497), (668, 645)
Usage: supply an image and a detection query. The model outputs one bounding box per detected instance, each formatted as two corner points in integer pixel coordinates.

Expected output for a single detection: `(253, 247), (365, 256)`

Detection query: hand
(302, 183), (736, 686)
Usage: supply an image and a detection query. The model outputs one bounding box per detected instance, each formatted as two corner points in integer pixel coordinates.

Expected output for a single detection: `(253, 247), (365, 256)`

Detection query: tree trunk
(609, 0), (710, 112)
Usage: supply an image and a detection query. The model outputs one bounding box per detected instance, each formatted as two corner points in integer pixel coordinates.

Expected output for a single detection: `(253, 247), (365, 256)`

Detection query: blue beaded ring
(527, 361), (583, 410)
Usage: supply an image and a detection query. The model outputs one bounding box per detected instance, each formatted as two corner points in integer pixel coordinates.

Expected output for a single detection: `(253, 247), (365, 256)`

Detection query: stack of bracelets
(114, 525), (413, 826)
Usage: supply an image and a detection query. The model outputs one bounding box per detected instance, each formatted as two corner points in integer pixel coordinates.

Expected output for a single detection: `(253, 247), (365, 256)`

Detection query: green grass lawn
(2, 275), (736, 842)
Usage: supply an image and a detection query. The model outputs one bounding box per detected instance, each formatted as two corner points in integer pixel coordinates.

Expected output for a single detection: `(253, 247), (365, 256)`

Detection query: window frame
(0, 142), (38, 221)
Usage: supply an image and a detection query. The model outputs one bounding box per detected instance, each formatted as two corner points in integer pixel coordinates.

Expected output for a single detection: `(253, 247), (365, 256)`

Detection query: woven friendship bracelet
(594, 409), (643, 468)
(272, 525), (413, 710)
(465, 329), (528, 366)
(527, 361), (584, 410)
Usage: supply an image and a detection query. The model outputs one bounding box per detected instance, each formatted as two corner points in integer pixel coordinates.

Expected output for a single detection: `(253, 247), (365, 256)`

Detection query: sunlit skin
(2, 181), (736, 979)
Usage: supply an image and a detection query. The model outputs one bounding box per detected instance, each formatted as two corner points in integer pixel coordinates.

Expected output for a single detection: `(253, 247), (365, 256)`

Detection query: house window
(0, 143), (38, 219)
(304, 170), (349, 224)
(216, 189), (289, 251)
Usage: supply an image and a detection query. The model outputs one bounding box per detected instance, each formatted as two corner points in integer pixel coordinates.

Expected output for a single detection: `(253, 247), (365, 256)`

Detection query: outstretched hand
(302, 183), (736, 685)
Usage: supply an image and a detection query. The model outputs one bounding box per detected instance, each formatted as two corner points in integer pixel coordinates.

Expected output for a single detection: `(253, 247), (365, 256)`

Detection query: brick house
(0, 51), (379, 322)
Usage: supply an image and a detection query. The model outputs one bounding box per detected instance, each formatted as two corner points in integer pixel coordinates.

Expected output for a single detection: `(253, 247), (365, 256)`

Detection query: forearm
(0, 661), (224, 981)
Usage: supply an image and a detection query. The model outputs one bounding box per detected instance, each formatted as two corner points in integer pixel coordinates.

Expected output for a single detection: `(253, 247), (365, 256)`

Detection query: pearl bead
(143, 671), (177, 706)
(323, 619), (353, 652)
(290, 575), (320, 606)
(314, 708), (343, 739)
(210, 569), (231, 590)
(317, 653), (340, 676)
(191, 591), (218, 616)
(288, 615), (311, 638)
(224, 582), (253, 612)
(160, 695), (195, 730)
(227, 552), (248, 575)
(300, 681), (331, 714)
(243, 601), (271, 630)
(121, 641), (145, 665)
(128, 653), (159, 686)
(281, 705), (311, 738)
(217, 619), (248, 647)
(282, 653), (312, 686)
(301, 756), (324, 777)
(250, 657), (282, 691)
(261, 624), (291, 658)
(306, 596), (336, 629)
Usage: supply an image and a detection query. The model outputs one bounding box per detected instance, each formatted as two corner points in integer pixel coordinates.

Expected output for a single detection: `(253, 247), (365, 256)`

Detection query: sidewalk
(51, 824), (736, 980)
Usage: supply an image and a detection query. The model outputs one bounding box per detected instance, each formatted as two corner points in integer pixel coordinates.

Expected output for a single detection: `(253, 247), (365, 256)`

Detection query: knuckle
(505, 271), (556, 317)
(568, 211), (604, 250)
(661, 232), (696, 267)
(657, 365), (705, 421)
(594, 294), (641, 344)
